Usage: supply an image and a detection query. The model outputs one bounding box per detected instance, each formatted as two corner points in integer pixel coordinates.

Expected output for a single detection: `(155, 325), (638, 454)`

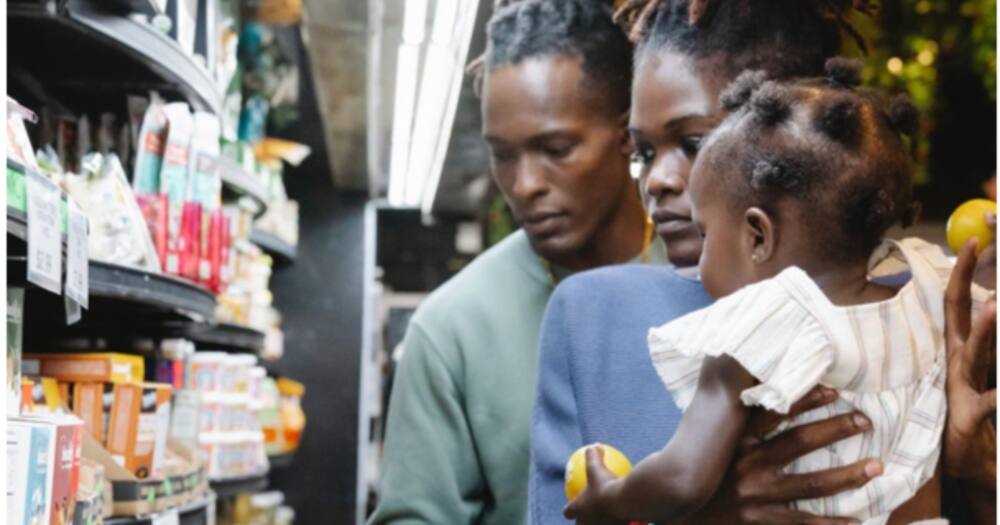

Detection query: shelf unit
(250, 228), (297, 266)
(9, 0), (220, 114)
(104, 493), (216, 525)
(209, 472), (270, 499)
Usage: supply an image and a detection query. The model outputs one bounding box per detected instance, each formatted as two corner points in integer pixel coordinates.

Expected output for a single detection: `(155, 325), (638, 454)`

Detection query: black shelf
(267, 451), (296, 469)
(209, 472), (269, 498)
(218, 157), (270, 216)
(250, 228), (297, 266)
(9, 0), (220, 114)
(8, 256), (217, 322)
(170, 321), (266, 353)
(105, 492), (215, 525)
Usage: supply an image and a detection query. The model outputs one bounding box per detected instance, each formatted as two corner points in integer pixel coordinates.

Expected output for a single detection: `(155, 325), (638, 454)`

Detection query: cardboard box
(45, 415), (84, 525)
(71, 382), (110, 443)
(7, 417), (55, 525)
(80, 432), (202, 517)
(23, 353), (145, 384)
(73, 457), (107, 525)
(106, 383), (172, 479)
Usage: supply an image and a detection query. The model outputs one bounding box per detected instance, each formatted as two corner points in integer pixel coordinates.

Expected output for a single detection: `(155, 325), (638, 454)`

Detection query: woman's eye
(681, 136), (703, 157)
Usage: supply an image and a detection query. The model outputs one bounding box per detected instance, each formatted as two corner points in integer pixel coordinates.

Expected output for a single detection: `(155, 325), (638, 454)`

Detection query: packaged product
(105, 383), (172, 479)
(8, 287), (25, 414)
(6, 417), (55, 525)
(159, 102), (194, 276)
(183, 112), (222, 282)
(7, 96), (40, 170)
(23, 353), (145, 384)
(169, 389), (202, 450)
(66, 153), (161, 271)
(10, 414), (84, 525)
(133, 94), (169, 265)
(277, 378), (305, 452)
(188, 352), (228, 392)
(70, 382), (111, 442)
(258, 377), (281, 454)
(157, 338), (194, 388)
(72, 458), (106, 525)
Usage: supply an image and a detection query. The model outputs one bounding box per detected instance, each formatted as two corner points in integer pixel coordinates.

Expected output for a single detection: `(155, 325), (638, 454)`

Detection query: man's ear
(744, 207), (776, 264)
(618, 109), (632, 157)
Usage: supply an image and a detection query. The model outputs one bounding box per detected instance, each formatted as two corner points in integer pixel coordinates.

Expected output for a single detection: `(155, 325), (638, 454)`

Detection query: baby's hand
(563, 447), (626, 525)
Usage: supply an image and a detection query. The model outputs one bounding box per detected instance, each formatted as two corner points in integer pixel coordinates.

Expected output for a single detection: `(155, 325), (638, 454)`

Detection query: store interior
(3, 1), (997, 525)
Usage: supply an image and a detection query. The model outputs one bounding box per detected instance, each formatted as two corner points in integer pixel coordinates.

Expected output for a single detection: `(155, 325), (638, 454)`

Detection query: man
(367, 1), (661, 523)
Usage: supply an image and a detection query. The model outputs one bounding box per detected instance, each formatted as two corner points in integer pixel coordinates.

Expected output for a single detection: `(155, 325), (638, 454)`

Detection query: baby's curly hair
(614, 0), (874, 81)
(468, 0), (632, 116)
(698, 58), (920, 263)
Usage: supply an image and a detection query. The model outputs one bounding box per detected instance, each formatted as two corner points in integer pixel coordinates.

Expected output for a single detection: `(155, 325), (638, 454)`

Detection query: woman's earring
(752, 253), (760, 263)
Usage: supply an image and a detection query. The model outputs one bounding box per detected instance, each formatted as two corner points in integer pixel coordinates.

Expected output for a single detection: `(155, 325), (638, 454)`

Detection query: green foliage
(853, 0), (995, 184)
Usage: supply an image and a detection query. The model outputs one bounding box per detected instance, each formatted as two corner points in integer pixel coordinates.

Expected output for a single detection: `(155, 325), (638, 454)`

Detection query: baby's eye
(681, 136), (703, 157)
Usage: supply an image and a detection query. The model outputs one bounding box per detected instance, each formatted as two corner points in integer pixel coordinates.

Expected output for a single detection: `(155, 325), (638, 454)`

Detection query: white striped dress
(648, 238), (989, 525)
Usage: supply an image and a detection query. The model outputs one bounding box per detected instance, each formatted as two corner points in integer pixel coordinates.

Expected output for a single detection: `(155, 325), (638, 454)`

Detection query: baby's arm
(565, 354), (756, 523)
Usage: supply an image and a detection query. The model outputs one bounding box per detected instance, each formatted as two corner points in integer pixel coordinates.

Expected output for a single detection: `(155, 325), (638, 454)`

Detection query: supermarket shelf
(106, 0), (164, 16)
(105, 492), (216, 525)
(219, 158), (269, 215)
(174, 321), (266, 353)
(250, 228), (297, 266)
(267, 451), (296, 469)
(7, 256), (217, 322)
(209, 472), (269, 498)
(8, 0), (220, 114)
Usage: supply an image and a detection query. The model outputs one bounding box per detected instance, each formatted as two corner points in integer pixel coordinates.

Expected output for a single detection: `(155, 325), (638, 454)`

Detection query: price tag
(66, 200), (89, 309)
(65, 296), (81, 325)
(26, 170), (62, 294)
(151, 509), (179, 525)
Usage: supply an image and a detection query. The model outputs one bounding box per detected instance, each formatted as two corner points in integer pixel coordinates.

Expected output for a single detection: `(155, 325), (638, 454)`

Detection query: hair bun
(825, 57), (863, 87)
(719, 70), (768, 112)
(750, 82), (791, 126)
(815, 95), (861, 146)
(888, 94), (919, 136)
(751, 158), (802, 191)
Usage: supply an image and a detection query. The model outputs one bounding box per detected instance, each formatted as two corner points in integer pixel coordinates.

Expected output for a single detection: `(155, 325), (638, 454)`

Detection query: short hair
(615, 0), (872, 81)
(471, 0), (633, 116)
(698, 58), (920, 262)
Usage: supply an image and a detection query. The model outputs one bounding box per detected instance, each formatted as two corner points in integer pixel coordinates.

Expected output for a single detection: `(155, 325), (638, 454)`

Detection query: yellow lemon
(946, 199), (996, 255)
(565, 443), (633, 501)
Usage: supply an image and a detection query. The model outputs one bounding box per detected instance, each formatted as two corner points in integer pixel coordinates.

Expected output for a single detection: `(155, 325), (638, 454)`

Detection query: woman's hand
(943, 239), (997, 488)
(680, 386), (880, 524)
(563, 447), (627, 525)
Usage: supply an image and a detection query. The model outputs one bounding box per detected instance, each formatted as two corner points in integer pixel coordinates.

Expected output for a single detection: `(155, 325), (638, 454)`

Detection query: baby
(565, 59), (992, 525)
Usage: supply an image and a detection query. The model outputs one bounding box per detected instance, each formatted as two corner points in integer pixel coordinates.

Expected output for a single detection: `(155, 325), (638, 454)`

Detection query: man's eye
(544, 143), (573, 158)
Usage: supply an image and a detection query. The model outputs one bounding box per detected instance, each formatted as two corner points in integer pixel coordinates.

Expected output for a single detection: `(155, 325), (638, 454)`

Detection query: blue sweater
(529, 264), (712, 524)
(529, 265), (973, 525)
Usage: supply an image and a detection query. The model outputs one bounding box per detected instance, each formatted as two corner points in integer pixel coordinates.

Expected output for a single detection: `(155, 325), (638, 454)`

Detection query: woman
(529, 1), (996, 523)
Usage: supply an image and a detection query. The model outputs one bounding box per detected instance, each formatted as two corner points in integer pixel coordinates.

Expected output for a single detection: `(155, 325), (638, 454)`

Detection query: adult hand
(563, 447), (626, 525)
(679, 386), (880, 525)
(973, 212), (996, 290)
(943, 239), (997, 488)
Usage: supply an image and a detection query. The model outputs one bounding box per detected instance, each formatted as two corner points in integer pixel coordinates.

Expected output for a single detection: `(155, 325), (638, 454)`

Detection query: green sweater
(368, 230), (665, 525)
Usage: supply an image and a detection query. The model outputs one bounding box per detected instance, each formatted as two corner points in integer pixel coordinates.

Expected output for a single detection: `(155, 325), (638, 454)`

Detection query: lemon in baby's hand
(946, 199), (996, 255)
(565, 443), (633, 501)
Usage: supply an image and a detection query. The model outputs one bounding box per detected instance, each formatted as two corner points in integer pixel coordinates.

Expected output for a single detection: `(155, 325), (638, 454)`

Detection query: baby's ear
(744, 207), (777, 264)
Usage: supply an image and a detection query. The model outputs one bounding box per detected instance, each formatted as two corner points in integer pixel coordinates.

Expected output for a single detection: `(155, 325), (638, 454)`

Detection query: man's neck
(549, 191), (648, 273)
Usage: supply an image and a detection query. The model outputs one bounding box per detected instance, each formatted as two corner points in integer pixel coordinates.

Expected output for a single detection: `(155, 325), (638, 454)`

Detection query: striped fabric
(647, 238), (985, 525)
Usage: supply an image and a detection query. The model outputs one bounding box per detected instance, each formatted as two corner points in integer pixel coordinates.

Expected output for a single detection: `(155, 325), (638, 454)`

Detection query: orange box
(23, 353), (144, 384)
(106, 383), (172, 479)
(72, 383), (112, 443)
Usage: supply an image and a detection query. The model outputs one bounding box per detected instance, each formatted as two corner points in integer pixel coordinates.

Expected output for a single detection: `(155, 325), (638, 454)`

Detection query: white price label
(151, 509), (179, 525)
(66, 200), (89, 309)
(26, 170), (62, 294)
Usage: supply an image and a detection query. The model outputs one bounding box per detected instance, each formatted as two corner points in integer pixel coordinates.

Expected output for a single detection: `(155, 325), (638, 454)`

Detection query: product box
(72, 457), (108, 525)
(72, 382), (114, 443)
(8, 287), (25, 414)
(44, 415), (84, 525)
(23, 353), (145, 384)
(106, 383), (173, 479)
(23, 377), (71, 415)
(7, 417), (54, 525)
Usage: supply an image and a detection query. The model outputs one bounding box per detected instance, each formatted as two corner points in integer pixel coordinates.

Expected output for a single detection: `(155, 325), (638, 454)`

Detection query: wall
(266, 26), (367, 524)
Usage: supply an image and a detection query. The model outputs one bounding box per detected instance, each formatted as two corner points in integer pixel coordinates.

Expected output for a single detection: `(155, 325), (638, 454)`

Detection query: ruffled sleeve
(648, 268), (835, 414)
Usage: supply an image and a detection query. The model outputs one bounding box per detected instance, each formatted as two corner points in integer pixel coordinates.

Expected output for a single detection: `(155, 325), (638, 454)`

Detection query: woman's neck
(554, 187), (648, 272)
(804, 258), (897, 306)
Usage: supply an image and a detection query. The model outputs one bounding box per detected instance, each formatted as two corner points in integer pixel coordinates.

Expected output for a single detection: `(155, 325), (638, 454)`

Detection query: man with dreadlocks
(367, 1), (668, 523)
(532, 0), (996, 524)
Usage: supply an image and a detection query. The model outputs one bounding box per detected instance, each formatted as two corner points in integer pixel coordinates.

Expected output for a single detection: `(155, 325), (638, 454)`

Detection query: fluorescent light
(387, 44), (421, 207)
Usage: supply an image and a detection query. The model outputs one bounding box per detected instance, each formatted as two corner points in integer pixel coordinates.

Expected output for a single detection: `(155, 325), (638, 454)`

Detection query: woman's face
(481, 55), (632, 266)
(629, 51), (727, 268)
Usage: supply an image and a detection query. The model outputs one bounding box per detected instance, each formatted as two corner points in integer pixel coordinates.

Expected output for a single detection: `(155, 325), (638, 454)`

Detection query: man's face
(481, 56), (632, 263)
